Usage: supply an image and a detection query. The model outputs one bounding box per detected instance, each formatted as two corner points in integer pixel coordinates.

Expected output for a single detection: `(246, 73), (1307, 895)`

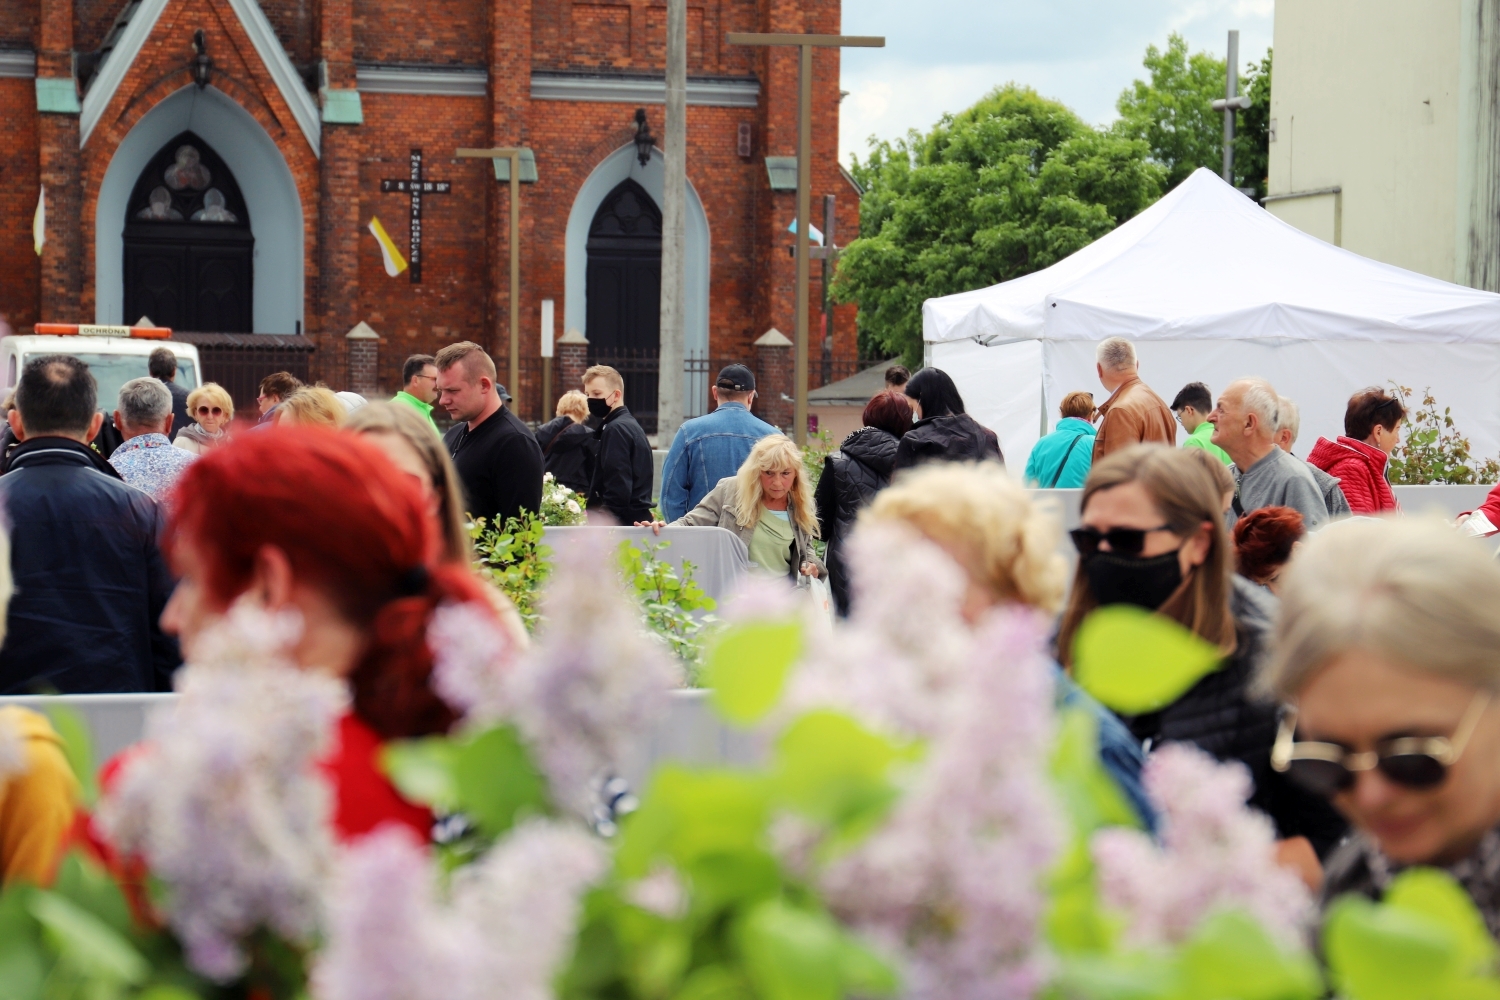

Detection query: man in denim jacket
(660, 364), (779, 521)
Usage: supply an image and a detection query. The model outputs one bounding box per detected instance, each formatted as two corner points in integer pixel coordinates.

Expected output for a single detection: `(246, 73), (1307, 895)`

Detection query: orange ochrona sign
(32, 323), (173, 340)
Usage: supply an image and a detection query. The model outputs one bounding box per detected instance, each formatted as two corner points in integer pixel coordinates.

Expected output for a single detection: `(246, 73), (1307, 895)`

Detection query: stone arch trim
(94, 84), (305, 334)
(564, 143), (711, 411)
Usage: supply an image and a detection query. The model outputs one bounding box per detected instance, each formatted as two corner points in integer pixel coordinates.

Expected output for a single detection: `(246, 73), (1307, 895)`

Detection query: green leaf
(616, 767), (771, 880)
(672, 964), (753, 1000)
(1048, 950), (1181, 1000)
(1384, 868), (1498, 973)
(381, 738), (460, 813)
(1324, 892), (1462, 1000)
(771, 711), (916, 840)
(42, 705), (98, 808)
(703, 622), (803, 725)
(1050, 706), (1141, 835)
(1177, 910), (1322, 1000)
(0, 885), (45, 1000)
(136, 987), (206, 1000)
(1072, 606), (1221, 715)
(27, 890), (149, 986)
(450, 725), (549, 837)
(733, 899), (846, 1000)
(1045, 839), (1119, 956)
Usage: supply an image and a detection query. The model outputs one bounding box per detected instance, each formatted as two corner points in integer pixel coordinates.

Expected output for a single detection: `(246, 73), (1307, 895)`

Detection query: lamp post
(456, 146), (536, 400)
(727, 32), (883, 444)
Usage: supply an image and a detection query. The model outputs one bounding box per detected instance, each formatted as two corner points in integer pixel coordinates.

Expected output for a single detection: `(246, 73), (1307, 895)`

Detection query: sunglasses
(1069, 524), (1176, 558)
(1271, 692), (1491, 797)
(196, 406), (225, 417)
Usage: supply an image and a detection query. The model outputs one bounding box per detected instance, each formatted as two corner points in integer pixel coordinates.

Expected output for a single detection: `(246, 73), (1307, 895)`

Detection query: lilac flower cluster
(96, 603), (347, 981)
(428, 599), (520, 724)
(1091, 743), (1314, 947)
(794, 525), (1066, 1000)
(0, 708), (27, 784)
(506, 531), (679, 817)
(314, 818), (606, 1000)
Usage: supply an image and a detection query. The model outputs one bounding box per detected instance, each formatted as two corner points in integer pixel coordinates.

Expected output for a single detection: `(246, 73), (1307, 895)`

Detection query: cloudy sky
(836, 0), (1273, 166)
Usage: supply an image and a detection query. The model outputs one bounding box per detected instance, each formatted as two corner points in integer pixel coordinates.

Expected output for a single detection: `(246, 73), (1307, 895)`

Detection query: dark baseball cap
(716, 364), (756, 392)
(496, 383), (513, 402)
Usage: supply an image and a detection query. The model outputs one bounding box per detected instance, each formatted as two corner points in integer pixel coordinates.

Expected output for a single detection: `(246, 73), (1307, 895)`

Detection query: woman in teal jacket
(1024, 391), (1097, 488)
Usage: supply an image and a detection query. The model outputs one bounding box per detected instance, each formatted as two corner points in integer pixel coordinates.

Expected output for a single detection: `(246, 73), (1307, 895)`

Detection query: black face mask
(587, 397), (612, 420)
(1083, 550), (1184, 611)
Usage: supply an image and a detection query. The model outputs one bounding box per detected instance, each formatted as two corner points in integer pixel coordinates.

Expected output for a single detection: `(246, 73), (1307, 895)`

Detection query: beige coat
(672, 477), (824, 579)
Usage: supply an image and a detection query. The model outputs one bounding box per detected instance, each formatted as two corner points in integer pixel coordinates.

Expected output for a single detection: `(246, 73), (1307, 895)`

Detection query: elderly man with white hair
(1092, 336), (1176, 460)
(1273, 395), (1351, 519)
(1209, 378), (1327, 529)
(108, 376), (197, 503)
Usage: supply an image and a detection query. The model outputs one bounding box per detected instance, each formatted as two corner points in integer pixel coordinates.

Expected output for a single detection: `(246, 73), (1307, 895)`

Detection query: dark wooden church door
(123, 132), (253, 332)
(586, 178), (661, 432)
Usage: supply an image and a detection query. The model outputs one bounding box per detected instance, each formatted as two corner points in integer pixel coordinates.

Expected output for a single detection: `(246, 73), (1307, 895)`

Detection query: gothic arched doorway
(586, 178), (661, 432)
(123, 131), (253, 332)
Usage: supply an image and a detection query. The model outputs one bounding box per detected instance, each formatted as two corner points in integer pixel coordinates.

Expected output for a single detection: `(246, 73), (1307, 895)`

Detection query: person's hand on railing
(634, 520), (666, 536)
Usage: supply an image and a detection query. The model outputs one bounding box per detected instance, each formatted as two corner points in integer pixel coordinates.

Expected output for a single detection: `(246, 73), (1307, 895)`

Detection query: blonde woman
(1266, 518), (1500, 925)
(645, 435), (823, 580)
(534, 390), (593, 493)
(174, 382), (234, 455)
(277, 386), (346, 427)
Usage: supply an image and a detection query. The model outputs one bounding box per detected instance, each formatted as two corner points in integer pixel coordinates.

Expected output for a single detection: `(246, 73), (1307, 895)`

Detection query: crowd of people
(5, 332), (1500, 944)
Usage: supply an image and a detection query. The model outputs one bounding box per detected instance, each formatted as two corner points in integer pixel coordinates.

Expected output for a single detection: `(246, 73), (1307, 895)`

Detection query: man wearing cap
(659, 363), (778, 521)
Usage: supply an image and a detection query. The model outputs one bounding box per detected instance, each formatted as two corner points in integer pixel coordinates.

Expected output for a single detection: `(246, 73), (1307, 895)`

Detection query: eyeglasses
(1069, 524), (1177, 558)
(1271, 692), (1491, 797)
(196, 406), (224, 417)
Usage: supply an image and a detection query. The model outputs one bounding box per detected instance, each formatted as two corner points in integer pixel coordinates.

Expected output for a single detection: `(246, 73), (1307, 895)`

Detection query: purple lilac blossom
(96, 603), (346, 981)
(1091, 742), (1314, 947)
(428, 600), (520, 724)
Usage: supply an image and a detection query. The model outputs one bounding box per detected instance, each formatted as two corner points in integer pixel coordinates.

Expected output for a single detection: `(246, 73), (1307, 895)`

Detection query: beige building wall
(1268, 0), (1465, 281)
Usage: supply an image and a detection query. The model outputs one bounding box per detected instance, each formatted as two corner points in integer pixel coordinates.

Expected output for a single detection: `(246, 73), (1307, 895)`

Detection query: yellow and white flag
(32, 186), (45, 256)
(367, 216), (407, 277)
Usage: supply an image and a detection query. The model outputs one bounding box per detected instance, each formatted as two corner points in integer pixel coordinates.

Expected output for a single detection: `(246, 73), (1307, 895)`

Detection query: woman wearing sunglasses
(174, 383), (234, 455)
(1055, 445), (1347, 883)
(1266, 517), (1500, 925)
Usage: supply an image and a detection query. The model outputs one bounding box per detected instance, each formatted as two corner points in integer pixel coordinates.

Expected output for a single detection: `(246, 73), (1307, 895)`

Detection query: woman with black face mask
(1054, 444), (1347, 889)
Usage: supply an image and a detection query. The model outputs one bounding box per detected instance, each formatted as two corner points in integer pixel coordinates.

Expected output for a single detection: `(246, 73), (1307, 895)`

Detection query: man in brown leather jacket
(1092, 336), (1177, 460)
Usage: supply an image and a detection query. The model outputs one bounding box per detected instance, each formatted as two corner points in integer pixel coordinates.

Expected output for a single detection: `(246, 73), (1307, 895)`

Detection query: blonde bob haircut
(864, 462), (1067, 613)
(278, 386), (346, 427)
(734, 435), (818, 537)
(185, 382), (234, 421)
(1055, 444), (1238, 666)
(345, 401), (471, 562)
(1264, 517), (1500, 699)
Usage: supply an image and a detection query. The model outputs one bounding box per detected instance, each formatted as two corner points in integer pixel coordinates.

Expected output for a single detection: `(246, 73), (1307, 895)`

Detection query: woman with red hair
(1233, 505), (1306, 595)
(159, 426), (503, 842)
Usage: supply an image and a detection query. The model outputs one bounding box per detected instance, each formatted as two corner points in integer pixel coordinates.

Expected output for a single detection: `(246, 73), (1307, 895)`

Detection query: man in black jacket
(0, 355), (180, 693)
(149, 347), (191, 442)
(583, 365), (653, 524)
(436, 341), (543, 528)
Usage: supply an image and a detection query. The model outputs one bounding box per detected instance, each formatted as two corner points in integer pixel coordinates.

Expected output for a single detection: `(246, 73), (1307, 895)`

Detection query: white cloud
(837, 0), (1273, 165)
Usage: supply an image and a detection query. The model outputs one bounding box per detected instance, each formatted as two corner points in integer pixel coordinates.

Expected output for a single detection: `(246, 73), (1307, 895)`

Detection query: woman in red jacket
(1306, 388), (1406, 514)
(159, 426), (505, 842)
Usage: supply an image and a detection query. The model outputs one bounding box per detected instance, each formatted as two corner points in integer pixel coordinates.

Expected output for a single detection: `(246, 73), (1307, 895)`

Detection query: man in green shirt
(1171, 381), (1233, 465)
(392, 354), (440, 431)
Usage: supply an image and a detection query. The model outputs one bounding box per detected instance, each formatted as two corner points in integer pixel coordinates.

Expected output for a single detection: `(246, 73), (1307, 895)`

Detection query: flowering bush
(1386, 384), (1500, 485)
(472, 510), (551, 630)
(540, 472), (587, 526)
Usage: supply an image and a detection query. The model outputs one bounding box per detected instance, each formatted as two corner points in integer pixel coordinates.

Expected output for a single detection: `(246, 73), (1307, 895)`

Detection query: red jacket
(1306, 436), (1399, 514)
(319, 713), (433, 843)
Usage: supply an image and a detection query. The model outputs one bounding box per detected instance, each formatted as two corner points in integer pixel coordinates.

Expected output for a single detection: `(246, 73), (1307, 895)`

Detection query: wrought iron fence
(171, 332), (315, 416)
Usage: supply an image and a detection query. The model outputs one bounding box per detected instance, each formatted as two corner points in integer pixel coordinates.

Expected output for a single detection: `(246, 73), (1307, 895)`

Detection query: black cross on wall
(380, 148), (452, 283)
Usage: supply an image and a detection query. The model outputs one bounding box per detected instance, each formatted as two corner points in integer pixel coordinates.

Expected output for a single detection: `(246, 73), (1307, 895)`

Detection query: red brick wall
(352, 0), (488, 66)
(0, 80), (41, 332)
(73, 0), (120, 55)
(0, 0), (36, 46)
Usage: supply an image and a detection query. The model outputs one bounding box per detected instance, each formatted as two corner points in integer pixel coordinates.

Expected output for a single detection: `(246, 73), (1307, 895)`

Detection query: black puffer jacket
(891, 413), (1002, 472)
(814, 426), (900, 615)
(535, 416), (594, 494)
(586, 405), (654, 525)
(1122, 577), (1349, 859)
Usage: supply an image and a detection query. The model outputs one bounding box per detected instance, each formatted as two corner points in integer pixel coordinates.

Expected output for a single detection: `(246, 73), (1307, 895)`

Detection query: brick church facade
(0, 0), (860, 428)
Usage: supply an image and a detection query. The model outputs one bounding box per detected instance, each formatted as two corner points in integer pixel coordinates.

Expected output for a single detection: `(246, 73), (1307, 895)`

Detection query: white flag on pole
(32, 186), (45, 256)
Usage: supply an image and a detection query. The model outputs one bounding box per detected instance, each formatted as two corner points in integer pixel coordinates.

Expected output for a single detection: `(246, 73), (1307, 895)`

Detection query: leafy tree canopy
(834, 85), (1165, 365)
(1113, 33), (1227, 190)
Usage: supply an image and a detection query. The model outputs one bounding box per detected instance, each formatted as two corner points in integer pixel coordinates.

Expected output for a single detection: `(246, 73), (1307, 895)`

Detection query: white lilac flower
(624, 865), (689, 919)
(1091, 742), (1314, 947)
(314, 819), (606, 1000)
(807, 589), (1066, 1000)
(428, 600), (519, 724)
(0, 709), (28, 784)
(508, 530), (678, 817)
(96, 602), (346, 981)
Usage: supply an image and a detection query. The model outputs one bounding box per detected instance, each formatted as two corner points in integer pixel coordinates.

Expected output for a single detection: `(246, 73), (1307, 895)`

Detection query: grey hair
(117, 376), (172, 430)
(1095, 337), (1137, 372)
(1264, 517), (1500, 698)
(1276, 395), (1301, 444)
(1237, 377), (1280, 431)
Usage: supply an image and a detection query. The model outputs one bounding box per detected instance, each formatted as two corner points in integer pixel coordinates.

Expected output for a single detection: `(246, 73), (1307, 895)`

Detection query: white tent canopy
(922, 168), (1500, 468)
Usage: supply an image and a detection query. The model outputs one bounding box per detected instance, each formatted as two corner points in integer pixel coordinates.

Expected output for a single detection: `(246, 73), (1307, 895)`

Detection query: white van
(1, 330), (202, 411)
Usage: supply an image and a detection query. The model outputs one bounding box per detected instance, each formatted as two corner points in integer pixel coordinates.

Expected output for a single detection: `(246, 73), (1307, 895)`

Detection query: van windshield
(21, 353), (199, 413)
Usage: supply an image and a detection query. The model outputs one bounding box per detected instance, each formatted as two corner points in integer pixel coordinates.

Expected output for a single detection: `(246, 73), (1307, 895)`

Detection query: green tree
(834, 85), (1165, 365)
(1114, 33), (1227, 190)
(1234, 50), (1272, 199)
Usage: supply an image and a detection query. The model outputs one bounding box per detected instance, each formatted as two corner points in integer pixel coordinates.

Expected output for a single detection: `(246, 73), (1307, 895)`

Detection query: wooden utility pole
(726, 32), (883, 444)
(457, 146), (534, 398)
(658, 0), (687, 442)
